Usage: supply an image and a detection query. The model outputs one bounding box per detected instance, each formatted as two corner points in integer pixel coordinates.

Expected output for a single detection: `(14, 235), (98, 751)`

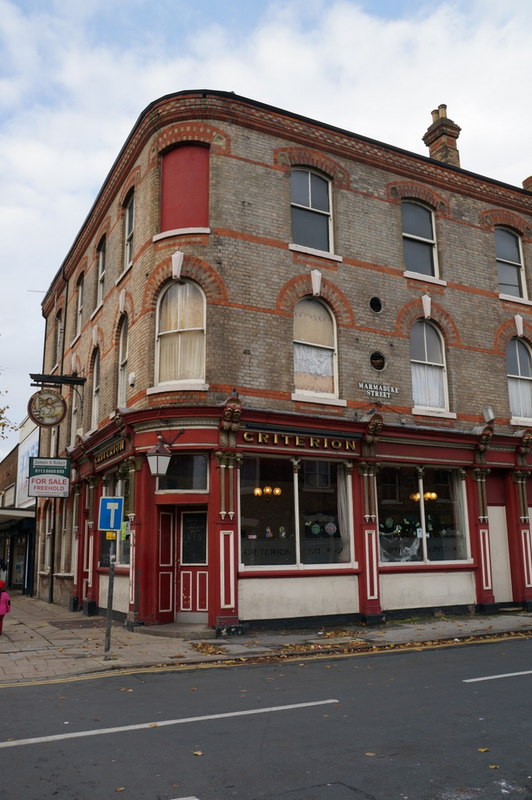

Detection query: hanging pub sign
(28, 457), (71, 498)
(27, 389), (67, 427)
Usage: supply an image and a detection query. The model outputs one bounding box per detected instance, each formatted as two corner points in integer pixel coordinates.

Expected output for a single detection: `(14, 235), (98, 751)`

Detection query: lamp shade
(146, 439), (172, 476)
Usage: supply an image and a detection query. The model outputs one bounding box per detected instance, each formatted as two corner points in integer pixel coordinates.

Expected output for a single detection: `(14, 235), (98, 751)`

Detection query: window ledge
(115, 264), (132, 286)
(90, 303), (103, 319)
(153, 228), (211, 242)
(412, 407), (457, 419)
(404, 271), (447, 287)
(291, 393), (347, 407)
(510, 416), (532, 426)
(70, 333), (81, 347)
(147, 382), (209, 395)
(499, 293), (532, 306)
(289, 243), (342, 262)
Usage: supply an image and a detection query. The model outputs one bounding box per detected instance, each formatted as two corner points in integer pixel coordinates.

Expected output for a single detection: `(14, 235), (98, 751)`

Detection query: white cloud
(1, 0), (531, 457)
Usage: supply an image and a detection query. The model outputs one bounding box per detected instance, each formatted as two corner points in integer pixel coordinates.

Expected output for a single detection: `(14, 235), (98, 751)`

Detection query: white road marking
(463, 669), (532, 683)
(0, 698), (339, 749)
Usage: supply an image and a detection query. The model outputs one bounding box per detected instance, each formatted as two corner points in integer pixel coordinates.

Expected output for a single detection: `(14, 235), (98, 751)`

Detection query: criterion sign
(29, 457), (70, 498)
(98, 496), (124, 532)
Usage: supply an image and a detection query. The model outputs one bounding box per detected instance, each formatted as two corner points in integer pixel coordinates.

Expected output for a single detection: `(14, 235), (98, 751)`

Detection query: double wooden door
(157, 508), (208, 623)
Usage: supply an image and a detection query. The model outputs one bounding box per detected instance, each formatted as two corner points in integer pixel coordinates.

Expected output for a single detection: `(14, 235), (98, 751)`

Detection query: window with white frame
(123, 191), (134, 271)
(507, 337), (532, 419)
(117, 316), (128, 407)
(91, 349), (100, 430)
(378, 466), (469, 563)
(70, 384), (79, 447)
(74, 275), (84, 339)
(402, 201), (437, 277)
(291, 168), (331, 252)
(52, 310), (63, 368)
(293, 298), (337, 396)
(96, 236), (106, 307)
(240, 456), (352, 567)
(59, 500), (68, 573)
(496, 228), (525, 299)
(156, 281), (205, 384)
(410, 320), (448, 411)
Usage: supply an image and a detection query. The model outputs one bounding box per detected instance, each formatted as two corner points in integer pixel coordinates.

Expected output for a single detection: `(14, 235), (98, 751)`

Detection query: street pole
(103, 537), (115, 659)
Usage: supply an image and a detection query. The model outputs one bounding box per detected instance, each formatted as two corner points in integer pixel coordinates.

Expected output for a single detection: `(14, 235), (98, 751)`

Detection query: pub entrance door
(157, 508), (209, 624)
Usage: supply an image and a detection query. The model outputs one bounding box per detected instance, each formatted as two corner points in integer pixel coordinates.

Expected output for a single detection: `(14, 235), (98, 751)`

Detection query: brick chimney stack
(422, 104), (461, 167)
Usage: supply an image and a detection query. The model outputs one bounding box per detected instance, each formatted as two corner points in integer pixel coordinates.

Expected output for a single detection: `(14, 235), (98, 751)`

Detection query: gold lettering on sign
(239, 431), (357, 453)
(94, 439), (126, 465)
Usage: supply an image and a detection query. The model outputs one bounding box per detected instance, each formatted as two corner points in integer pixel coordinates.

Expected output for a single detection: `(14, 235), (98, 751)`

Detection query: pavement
(1, 593), (531, 685)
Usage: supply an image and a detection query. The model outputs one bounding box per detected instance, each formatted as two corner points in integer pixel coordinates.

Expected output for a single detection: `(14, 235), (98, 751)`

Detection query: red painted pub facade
(34, 91), (532, 628)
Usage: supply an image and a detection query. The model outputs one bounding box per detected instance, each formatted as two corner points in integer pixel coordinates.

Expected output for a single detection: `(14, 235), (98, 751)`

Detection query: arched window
(96, 235), (106, 307)
(74, 275), (84, 339)
(156, 281), (205, 385)
(291, 169), (331, 252)
(161, 145), (209, 231)
(52, 310), (63, 368)
(496, 228), (525, 299)
(410, 320), (447, 410)
(402, 201), (437, 278)
(293, 298), (336, 396)
(91, 349), (100, 430)
(507, 337), (532, 419)
(123, 191), (134, 271)
(117, 316), (129, 407)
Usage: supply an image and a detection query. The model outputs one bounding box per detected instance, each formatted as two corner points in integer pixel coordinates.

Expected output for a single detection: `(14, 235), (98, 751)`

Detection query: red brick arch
(156, 123), (230, 154)
(117, 167), (141, 208)
(395, 298), (461, 345)
(494, 318), (532, 355)
(276, 274), (355, 327)
(386, 181), (450, 214)
(274, 147), (349, 188)
(143, 255), (228, 314)
(480, 209), (529, 235)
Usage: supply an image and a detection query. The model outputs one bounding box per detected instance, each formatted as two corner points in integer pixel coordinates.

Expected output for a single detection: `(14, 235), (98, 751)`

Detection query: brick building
(33, 90), (532, 627)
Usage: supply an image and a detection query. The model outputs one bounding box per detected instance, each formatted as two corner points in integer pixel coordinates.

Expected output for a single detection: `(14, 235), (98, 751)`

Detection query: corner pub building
(34, 90), (532, 628)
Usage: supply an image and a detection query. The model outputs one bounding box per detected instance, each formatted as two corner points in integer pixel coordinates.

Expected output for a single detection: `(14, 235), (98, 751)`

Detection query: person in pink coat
(0, 580), (11, 634)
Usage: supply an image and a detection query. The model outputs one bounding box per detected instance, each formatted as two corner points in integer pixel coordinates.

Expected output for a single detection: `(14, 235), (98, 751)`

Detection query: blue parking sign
(98, 496), (124, 531)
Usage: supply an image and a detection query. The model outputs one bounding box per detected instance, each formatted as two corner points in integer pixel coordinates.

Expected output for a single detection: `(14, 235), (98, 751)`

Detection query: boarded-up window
(161, 145), (209, 231)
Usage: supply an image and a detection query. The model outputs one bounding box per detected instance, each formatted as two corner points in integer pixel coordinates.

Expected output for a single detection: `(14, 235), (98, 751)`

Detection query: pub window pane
(159, 454), (208, 491)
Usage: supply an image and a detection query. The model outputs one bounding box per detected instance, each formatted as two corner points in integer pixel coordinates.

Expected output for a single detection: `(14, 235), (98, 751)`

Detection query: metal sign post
(98, 497), (124, 659)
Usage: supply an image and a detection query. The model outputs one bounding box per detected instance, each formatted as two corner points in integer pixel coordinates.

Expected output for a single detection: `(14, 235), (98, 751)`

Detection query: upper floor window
(74, 275), (84, 339)
(291, 169), (331, 252)
(410, 320), (448, 410)
(402, 202), (437, 277)
(507, 337), (532, 419)
(91, 349), (100, 430)
(52, 310), (63, 368)
(96, 236), (106, 307)
(123, 191), (134, 271)
(156, 281), (205, 384)
(293, 298), (336, 396)
(117, 316), (129, 407)
(161, 145), (209, 231)
(70, 384), (79, 447)
(496, 228), (525, 299)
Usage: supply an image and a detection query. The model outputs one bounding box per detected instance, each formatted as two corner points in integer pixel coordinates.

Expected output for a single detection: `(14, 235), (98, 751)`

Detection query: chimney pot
(423, 105), (461, 167)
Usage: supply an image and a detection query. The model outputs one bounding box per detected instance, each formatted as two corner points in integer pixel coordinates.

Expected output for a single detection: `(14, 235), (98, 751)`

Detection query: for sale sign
(28, 457), (71, 498)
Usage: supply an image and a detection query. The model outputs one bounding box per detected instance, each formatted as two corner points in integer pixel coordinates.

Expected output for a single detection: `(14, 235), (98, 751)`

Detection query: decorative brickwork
(276, 274), (355, 327)
(480, 209), (530, 235)
(274, 147), (349, 187)
(156, 122), (229, 154)
(387, 181), (450, 214)
(395, 298), (461, 345)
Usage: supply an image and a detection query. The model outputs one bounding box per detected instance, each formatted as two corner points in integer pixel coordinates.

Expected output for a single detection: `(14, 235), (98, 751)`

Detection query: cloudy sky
(1, 0), (531, 459)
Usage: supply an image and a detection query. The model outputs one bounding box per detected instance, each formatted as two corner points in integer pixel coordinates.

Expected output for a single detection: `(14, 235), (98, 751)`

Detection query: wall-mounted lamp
(146, 430), (185, 477)
(253, 485), (282, 500)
